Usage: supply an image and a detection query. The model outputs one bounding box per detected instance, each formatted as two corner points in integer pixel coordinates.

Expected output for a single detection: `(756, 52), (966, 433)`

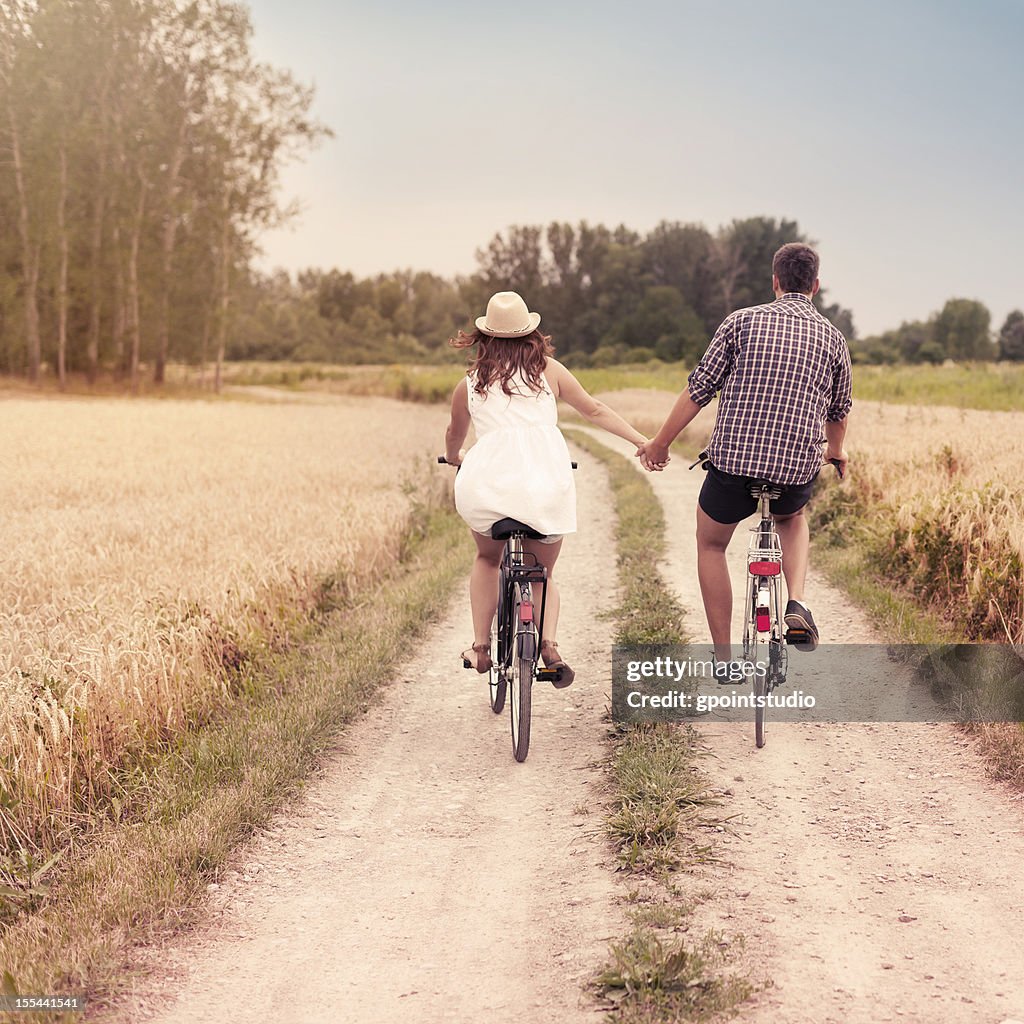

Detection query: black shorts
(698, 464), (818, 525)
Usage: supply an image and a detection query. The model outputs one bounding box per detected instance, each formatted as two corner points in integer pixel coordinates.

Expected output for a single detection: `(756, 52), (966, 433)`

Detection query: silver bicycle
(742, 480), (789, 749)
(691, 453), (842, 748)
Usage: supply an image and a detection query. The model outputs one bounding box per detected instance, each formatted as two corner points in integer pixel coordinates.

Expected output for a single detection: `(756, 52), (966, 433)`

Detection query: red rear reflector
(749, 561), (781, 576)
(756, 612), (771, 631)
(519, 602), (534, 623)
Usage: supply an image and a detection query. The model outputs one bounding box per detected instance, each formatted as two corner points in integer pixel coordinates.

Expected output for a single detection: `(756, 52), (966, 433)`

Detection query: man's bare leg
(773, 507), (809, 603)
(696, 506), (740, 661)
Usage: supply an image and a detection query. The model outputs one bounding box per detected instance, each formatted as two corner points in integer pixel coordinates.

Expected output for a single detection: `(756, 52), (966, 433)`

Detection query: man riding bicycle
(636, 242), (852, 661)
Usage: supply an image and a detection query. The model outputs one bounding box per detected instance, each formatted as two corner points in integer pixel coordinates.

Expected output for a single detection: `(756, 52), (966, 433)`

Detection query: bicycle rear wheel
(742, 577), (756, 662)
(509, 582), (536, 762)
(752, 642), (769, 748)
(746, 577), (770, 749)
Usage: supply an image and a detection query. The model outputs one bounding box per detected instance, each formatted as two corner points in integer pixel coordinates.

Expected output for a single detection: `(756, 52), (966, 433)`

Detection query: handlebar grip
(571, 461), (578, 470)
(828, 457), (845, 480)
(437, 455), (448, 464)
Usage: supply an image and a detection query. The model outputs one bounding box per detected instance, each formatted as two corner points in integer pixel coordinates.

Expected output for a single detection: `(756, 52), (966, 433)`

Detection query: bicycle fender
(517, 630), (537, 662)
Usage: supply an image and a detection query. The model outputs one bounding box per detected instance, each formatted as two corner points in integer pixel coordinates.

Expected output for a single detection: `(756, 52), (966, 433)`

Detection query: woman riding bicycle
(444, 291), (648, 685)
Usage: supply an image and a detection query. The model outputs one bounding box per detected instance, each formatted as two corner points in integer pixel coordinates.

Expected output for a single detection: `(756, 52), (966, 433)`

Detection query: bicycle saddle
(491, 518), (546, 540)
(746, 479), (783, 500)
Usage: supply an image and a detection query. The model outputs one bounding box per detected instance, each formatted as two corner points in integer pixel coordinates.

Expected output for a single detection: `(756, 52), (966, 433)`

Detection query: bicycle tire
(769, 638), (788, 691)
(509, 582), (536, 762)
(742, 576), (756, 661)
(750, 576), (774, 749)
(742, 575), (766, 747)
(753, 648), (768, 748)
(495, 566), (510, 666)
(490, 568), (509, 715)
(487, 633), (506, 714)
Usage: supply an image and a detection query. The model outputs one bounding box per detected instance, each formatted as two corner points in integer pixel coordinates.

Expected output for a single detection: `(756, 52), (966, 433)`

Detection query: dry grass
(811, 400), (1024, 789)
(0, 395), (448, 855)
(816, 400), (1024, 644)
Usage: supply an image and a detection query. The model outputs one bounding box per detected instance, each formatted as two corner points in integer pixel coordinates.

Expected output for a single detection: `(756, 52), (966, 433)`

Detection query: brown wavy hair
(449, 328), (555, 397)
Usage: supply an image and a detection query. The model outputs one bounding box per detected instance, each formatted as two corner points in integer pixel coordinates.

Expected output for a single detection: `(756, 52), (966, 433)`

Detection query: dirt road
(119, 445), (625, 1024)
(119, 425), (1024, 1024)
(589, 430), (1024, 1024)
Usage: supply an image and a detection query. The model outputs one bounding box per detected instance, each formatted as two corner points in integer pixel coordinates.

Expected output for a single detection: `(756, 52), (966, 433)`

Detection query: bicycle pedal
(536, 668), (559, 682)
(785, 629), (811, 645)
(462, 658), (472, 669)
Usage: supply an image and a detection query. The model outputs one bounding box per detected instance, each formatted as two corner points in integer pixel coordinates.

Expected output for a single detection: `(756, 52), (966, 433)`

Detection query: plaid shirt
(688, 293), (852, 485)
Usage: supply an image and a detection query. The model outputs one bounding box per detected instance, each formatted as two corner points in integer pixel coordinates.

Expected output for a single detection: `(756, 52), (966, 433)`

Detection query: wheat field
(829, 400), (1024, 642)
(0, 394), (449, 848)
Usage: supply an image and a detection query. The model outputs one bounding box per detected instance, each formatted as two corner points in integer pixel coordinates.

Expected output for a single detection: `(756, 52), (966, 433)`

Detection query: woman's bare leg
(469, 531), (506, 665)
(523, 538), (563, 646)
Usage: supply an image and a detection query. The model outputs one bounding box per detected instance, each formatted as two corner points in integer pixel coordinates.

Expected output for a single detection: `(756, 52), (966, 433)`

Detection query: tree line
(851, 301), (1024, 364)
(238, 226), (1021, 366)
(230, 216), (857, 368)
(0, 0), (327, 389)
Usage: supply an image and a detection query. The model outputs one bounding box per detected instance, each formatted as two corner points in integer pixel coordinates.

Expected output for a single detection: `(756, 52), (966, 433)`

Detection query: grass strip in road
(563, 430), (685, 646)
(604, 725), (719, 875)
(598, 917), (752, 1024)
(566, 430), (753, 1022)
(0, 507), (471, 1023)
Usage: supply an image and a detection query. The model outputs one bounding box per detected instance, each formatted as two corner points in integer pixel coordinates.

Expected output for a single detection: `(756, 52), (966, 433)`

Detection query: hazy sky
(245, 0), (1022, 337)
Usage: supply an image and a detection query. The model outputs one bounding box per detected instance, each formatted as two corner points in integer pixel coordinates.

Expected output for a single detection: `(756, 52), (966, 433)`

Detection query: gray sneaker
(785, 600), (819, 651)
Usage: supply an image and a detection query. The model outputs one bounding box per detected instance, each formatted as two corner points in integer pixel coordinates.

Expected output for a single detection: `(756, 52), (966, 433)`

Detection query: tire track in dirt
(584, 429), (1024, 1024)
(116, 443), (624, 1024)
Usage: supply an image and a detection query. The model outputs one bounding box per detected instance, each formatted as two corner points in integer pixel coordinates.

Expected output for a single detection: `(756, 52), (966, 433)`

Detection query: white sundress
(453, 369), (577, 539)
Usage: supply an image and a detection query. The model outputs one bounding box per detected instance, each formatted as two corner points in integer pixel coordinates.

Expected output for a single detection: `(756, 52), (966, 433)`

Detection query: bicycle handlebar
(438, 455), (578, 469)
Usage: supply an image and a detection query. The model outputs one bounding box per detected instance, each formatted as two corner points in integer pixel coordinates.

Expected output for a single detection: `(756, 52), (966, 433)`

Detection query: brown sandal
(461, 642), (492, 674)
(540, 640), (575, 689)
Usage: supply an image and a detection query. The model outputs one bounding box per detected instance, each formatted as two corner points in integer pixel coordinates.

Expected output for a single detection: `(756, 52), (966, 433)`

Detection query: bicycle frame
(743, 485), (788, 749)
(496, 534), (549, 670)
(744, 488), (786, 654)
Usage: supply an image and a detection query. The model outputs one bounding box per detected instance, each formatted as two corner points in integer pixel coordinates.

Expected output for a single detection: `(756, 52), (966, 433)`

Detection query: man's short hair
(773, 243), (819, 294)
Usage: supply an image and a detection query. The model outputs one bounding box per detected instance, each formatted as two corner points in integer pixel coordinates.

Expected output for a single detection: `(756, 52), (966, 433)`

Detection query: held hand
(825, 446), (848, 479)
(636, 440), (670, 472)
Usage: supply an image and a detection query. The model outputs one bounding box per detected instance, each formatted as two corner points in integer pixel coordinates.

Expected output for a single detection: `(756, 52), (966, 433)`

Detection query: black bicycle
(438, 456), (575, 762)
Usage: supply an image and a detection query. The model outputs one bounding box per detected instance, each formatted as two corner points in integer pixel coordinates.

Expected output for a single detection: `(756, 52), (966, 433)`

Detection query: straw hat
(475, 292), (541, 338)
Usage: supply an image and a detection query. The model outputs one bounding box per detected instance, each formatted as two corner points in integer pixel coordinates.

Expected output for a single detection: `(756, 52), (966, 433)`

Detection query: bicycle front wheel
(487, 634), (506, 714)
(509, 582), (536, 762)
(491, 568), (510, 715)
